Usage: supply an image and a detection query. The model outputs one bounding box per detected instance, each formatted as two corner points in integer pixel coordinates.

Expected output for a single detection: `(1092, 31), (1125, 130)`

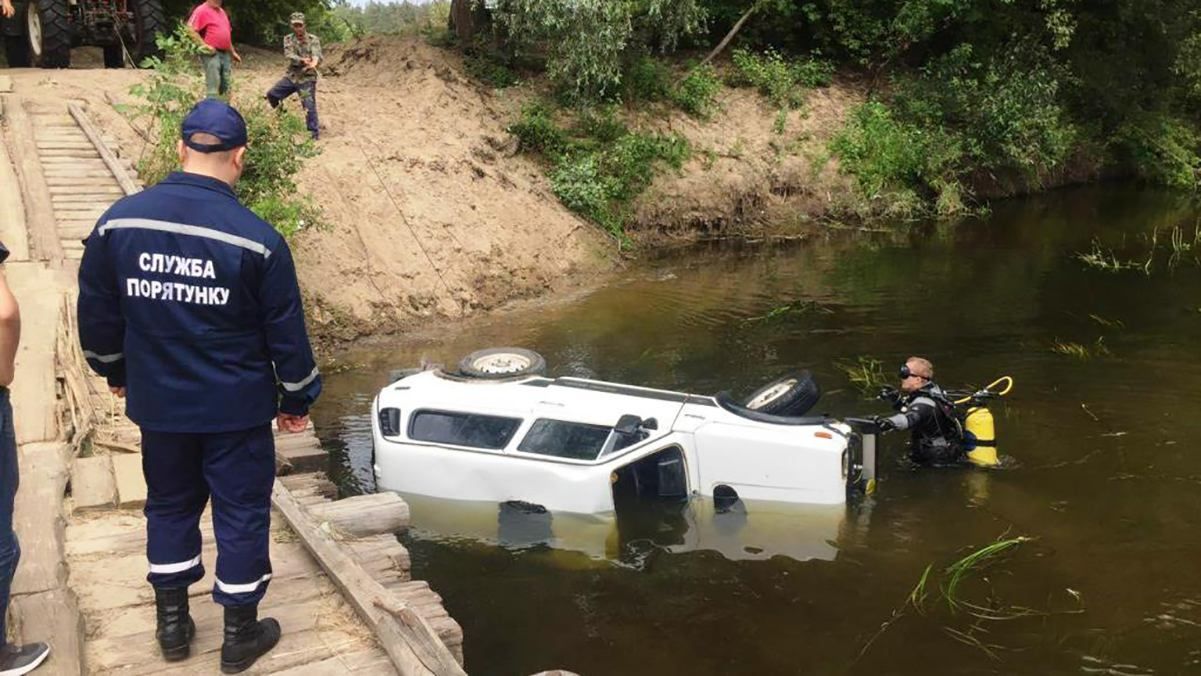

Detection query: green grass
(1051, 338), (1110, 360)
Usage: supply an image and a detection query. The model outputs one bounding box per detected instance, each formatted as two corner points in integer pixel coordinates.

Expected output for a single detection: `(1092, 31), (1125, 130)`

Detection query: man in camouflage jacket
(265, 12), (322, 139)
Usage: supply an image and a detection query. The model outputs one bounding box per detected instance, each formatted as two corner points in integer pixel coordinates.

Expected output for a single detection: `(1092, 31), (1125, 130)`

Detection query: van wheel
(743, 370), (821, 416)
(458, 347), (547, 379)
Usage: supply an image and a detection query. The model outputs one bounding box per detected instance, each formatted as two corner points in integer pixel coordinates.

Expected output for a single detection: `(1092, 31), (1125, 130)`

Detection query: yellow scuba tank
(955, 376), (1012, 468)
(963, 406), (998, 467)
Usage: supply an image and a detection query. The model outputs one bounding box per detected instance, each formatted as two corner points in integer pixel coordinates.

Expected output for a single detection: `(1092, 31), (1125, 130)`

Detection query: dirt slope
(2, 37), (865, 350)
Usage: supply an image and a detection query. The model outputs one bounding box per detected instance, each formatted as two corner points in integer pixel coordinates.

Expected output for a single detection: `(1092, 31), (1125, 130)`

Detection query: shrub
(729, 48), (834, 108)
(514, 101), (689, 241)
(510, 103), (572, 158)
(671, 64), (722, 118)
(1115, 113), (1201, 190)
(625, 56), (672, 102)
(127, 25), (320, 238)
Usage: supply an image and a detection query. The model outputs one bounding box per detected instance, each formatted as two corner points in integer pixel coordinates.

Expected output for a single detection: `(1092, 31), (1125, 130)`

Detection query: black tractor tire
(27, 0), (71, 69)
(458, 347), (547, 380)
(102, 45), (123, 68)
(129, 0), (166, 65)
(742, 370), (822, 417)
(3, 35), (31, 67)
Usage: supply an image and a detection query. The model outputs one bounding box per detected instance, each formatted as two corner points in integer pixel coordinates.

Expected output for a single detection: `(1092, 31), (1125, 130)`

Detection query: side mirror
(641, 417), (659, 431)
(614, 414), (642, 436)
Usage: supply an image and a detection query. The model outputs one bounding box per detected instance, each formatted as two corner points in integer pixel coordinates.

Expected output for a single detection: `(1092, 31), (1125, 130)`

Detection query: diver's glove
(877, 386), (901, 405)
(871, 415), (896, 432)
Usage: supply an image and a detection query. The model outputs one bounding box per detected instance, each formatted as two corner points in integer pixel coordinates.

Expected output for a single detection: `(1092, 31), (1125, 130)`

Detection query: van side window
(409, 410), (522, 450)
(518, 419), (612, 460)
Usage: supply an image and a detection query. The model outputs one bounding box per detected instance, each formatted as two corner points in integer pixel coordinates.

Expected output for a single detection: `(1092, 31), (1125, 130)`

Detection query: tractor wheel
(102, 45), (123, 68)
(129, 0), (166, 65)
(26, 0), (71, 69)
(3, 35), (31, 68)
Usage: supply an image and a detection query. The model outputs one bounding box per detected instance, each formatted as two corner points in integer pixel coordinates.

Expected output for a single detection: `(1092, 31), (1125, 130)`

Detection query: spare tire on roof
(742, 370), (821, 417)
(458, 347), (548, 379)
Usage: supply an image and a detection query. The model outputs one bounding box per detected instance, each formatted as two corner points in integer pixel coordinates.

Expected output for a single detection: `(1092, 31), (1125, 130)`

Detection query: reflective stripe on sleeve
(98, 218), (273, 258)
(84, 350), (125, 364)
(215, 574), (273, 595)
(280, 366), (320, 393)
(148, 555), (202, 575)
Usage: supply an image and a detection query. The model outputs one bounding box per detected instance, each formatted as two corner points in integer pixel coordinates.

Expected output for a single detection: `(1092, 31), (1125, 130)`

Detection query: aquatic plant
(941, 536), (1032, 612)
(1087, 314), (1125, 329)
(834, 356), (888, 397)
(743, 300), (833, 324)
(1051, 338), (1110, 360)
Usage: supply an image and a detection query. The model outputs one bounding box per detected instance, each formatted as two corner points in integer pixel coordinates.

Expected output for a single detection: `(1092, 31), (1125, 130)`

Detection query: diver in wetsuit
(875, 357), (965, 465)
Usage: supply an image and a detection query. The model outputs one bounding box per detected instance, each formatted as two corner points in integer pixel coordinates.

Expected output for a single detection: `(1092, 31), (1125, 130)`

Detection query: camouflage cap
(289, 12), (305, 25)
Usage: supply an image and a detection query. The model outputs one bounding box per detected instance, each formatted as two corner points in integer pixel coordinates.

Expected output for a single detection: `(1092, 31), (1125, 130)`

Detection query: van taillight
(378, 407), (401, 437)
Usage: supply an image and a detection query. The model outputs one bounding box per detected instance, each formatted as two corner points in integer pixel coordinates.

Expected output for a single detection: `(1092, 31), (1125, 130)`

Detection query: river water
(312, 185), (1201, 675)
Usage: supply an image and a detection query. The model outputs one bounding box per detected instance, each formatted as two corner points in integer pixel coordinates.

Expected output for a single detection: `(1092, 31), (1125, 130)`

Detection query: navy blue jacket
(78, 172), (321, 433)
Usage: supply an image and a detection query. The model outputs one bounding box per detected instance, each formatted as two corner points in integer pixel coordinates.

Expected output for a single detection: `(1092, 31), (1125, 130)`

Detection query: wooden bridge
(0, 78), (465, 675)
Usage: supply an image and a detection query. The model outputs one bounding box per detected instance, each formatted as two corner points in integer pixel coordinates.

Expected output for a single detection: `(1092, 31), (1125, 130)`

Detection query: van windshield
(518, 419), (612, 460)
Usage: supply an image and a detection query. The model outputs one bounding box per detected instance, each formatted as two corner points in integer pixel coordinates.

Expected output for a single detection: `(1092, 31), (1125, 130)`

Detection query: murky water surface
(313, 185), (1201, 675)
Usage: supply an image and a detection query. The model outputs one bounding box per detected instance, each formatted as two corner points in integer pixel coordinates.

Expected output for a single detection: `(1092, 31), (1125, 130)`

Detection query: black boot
(154, 588), (195, 662)
(220, 605), (281, 674)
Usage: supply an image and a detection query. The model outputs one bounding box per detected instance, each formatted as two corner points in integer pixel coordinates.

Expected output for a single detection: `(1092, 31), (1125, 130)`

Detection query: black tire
(458, 347), (547, 379)
(27, 0), (71, 69)
(129, 0), (166, 65)
(742, 370), (822, 416)
(102, 45), (123, 69)
(4, 35), (31, 67)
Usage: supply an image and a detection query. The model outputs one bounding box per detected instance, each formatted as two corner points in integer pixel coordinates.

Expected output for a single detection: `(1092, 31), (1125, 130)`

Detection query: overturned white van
(371, 348), (873, 516)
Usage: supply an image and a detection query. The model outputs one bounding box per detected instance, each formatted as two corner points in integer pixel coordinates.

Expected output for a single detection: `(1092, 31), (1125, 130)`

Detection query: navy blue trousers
(142, 425), (275, 607)
(266, 78), (319, 139)
(0, 391), (21, 649)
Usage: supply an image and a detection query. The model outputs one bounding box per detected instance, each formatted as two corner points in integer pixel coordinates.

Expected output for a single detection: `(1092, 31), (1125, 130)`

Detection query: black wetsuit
(883, 383), (964, 465)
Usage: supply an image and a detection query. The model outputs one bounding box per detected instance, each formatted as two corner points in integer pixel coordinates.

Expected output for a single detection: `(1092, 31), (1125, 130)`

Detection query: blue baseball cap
(180, 99), (248, 152)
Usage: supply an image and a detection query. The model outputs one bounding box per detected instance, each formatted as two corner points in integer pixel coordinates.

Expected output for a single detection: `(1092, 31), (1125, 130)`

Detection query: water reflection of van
(370, 352), (871, 523)
(403, 492), (851, 563)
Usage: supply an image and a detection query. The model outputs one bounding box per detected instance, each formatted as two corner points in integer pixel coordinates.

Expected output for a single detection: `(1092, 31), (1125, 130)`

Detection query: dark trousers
(0, 391), (19, 649)
(142, 424), (275, 607)
(266, 78), (319, 139)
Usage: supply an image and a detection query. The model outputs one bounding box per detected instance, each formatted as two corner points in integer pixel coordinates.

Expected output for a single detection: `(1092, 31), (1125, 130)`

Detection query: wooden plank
(112, 453), (148, 509)
(0, 75), (11, 93)
(11, 442), (70, 595)
(9, 589), (85, 676)
(69, 103), (142, 196)
(55, 210), (108, 222)
(52, 193), (121, 204)
(0, 117), (31, 262)
(71, 455), (117, 512)
(36, 142), (97, 150)
(309, 494), (410, 538)
(45, 170), (119, 179)
(3, 97), (64, 262)
(6, 264), (64, 443)
(272, 480), (466, 675)
(49, 187), (123, 196)
(44, 177), (118, 186)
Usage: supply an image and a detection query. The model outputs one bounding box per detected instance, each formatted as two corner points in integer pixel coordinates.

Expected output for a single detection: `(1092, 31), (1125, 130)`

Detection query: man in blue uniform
(77, 99), (321, 674)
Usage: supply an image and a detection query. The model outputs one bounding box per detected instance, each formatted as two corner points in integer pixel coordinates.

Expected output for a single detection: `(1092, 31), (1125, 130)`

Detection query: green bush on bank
(511, 104), (689, 242)
(127, 25), (320, 238)
(830, 45), (1079, 217)
(729, 48), (834, 108)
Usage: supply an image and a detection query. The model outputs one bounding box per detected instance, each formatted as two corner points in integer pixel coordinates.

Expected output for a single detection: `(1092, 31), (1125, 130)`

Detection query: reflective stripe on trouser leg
(205, 425), (276, 607)
(142, 430), (209, 589)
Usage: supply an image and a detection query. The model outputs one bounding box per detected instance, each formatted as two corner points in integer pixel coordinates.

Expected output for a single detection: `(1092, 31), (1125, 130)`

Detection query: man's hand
(1, 0), (15, 19)
(871, 415), (895, 432)
(199, 44), (216, 56)
(110, 386), (126, 398)
(231, 49), (242, 64)
(276, 413), (309, 434)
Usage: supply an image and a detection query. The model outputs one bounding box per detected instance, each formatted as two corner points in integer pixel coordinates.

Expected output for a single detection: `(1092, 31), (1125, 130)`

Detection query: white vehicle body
(372, 370), (864, 515)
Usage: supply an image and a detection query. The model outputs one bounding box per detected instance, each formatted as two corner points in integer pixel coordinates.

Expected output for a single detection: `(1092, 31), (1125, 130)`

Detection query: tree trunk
(676, 0), (762, 84)
(450, 0), (479, 43)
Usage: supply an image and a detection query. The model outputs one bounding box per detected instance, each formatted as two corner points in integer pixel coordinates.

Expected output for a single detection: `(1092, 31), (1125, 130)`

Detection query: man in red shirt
(187, 0), (242, 99)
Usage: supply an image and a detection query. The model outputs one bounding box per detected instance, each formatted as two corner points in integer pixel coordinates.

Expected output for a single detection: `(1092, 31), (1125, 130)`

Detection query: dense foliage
(482, 0), (1201, 215)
